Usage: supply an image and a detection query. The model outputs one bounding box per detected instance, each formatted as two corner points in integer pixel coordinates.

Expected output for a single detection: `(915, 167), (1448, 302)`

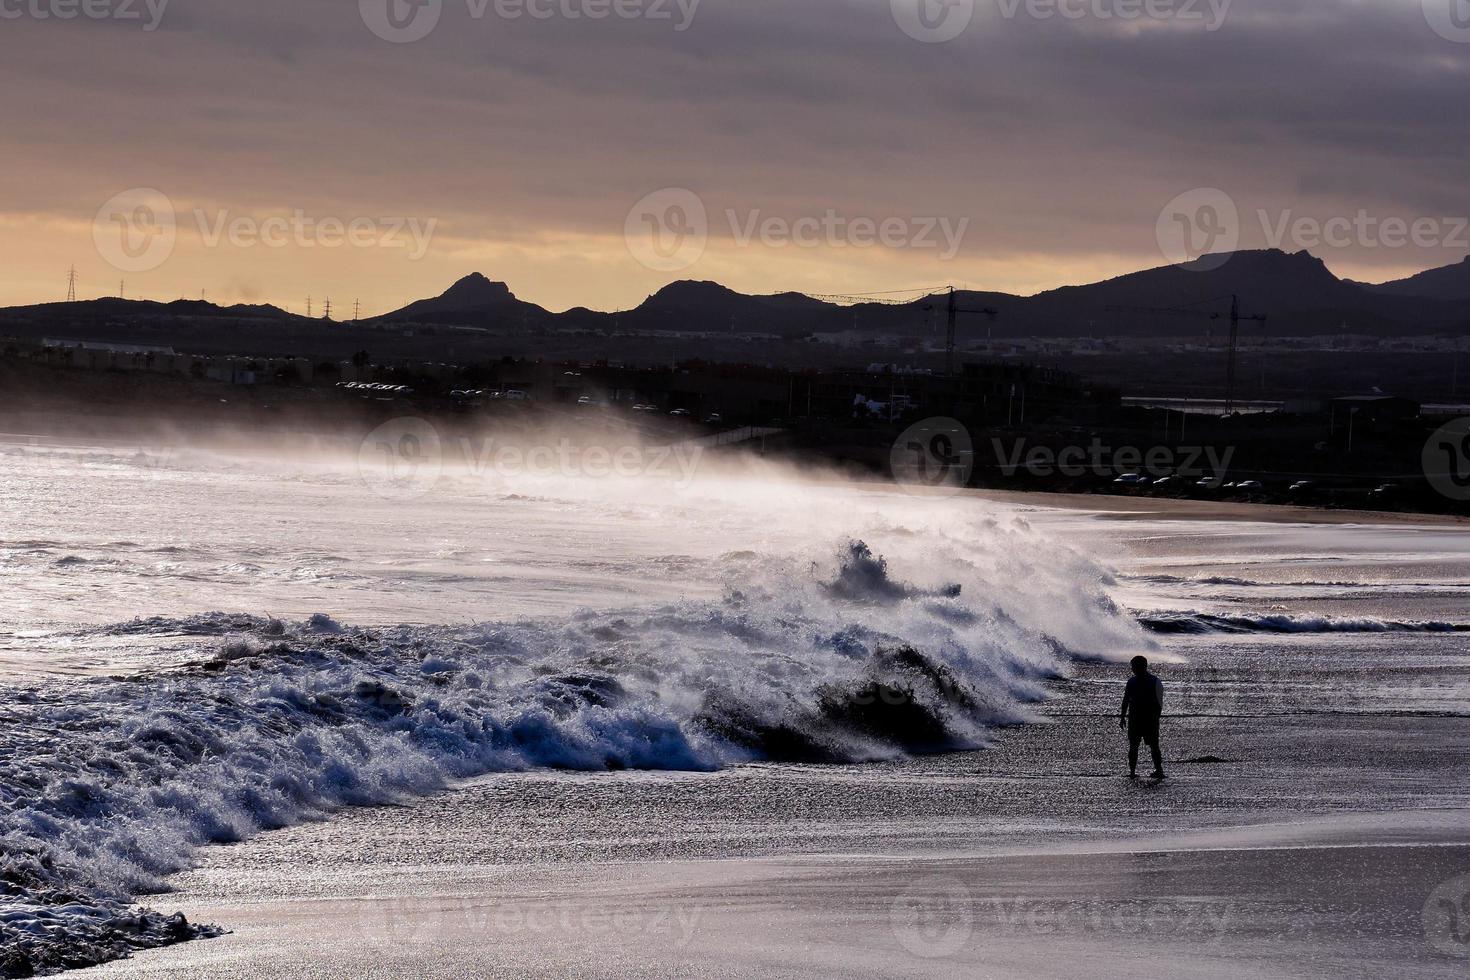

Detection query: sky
(2, 0), (1468, 315)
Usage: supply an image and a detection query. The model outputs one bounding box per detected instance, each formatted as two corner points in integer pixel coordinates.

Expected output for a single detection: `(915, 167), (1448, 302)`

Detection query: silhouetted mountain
(1033, 250), (1353, 313)
(161, 299), (299, 320)
(1, 297), (300, 321)
(619, 280), (837, 333)
(5, 252), (1468, 349)
(366, 250), (1464, 338)
(1362, 255), (1470, 301)
(1016, 249), (1407, 336)
(377, 273), (552, 326)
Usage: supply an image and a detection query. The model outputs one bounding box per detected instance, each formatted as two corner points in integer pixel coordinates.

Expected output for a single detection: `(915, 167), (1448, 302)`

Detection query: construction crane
(799, 287), (931, 348)
(800, 286), (946, 305)
(927, 287), (997, 377)
(797, 286), (995, 374)
(1105, 294), (1265, 414)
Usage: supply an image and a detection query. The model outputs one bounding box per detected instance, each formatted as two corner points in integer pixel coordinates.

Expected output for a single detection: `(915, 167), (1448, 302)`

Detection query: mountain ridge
(10, 249), (1469, 339)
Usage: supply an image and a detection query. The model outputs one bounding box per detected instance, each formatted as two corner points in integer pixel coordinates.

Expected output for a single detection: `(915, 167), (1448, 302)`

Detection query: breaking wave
(1125, 573), (1470, 591)
(1137, 611), (1470, 635)
(0, 536), (1142, 976)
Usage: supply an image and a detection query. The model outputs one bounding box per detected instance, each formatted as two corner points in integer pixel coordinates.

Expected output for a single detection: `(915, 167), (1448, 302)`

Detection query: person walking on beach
(1119, 655), (1166, 779)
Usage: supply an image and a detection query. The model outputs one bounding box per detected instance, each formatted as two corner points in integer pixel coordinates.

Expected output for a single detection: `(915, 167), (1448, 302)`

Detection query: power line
(799, 285), (946, 306)
(66, 265), (78, 303)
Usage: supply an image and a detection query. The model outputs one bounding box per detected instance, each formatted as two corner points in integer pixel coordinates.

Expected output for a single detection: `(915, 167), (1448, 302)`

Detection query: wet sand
(88, 811), (1470, 979)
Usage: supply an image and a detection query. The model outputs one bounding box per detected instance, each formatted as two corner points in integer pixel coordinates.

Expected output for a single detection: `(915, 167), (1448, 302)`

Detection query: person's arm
(1119, 679), (1132, 729)
(1155, 677), (1165, 714)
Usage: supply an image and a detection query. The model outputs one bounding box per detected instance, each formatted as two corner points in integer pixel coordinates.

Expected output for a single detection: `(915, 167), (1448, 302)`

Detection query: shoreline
(965, 486), (1470, 527)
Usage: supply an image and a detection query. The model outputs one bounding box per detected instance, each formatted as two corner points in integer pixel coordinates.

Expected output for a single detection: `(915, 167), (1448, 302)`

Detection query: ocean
(2, 435), (1467, 977)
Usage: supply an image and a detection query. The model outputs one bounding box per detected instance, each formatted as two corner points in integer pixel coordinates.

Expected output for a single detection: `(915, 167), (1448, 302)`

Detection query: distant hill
(5, 251), (1468, 348)
(619, 280), (847, 334)
(376, 273), (552, 327)
(367, 251), (1465, 338)
(1, 297), (301, 321)
(1360, 255), (1470, 301)
(1009, 249), (1445, 336)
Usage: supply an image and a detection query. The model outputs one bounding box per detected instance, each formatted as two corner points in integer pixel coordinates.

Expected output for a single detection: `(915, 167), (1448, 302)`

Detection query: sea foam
(0, 531), (1142, 975)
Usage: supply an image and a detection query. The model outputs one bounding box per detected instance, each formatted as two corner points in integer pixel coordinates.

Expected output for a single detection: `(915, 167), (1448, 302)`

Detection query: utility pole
(66, 265), (78, 302)
(323, 298), (332, 321)
(307, 295), (313, 318)
(353, 298), (361, 323)
(119, 280), (125, 299)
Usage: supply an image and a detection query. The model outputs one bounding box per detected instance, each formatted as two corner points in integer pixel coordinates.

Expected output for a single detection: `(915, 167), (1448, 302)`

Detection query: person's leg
(1147, 729), (1164, 776)
(1128, 731), (1141, 775)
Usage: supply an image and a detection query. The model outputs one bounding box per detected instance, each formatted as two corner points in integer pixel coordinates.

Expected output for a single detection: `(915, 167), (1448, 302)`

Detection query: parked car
(1114, 473), (1150, 485)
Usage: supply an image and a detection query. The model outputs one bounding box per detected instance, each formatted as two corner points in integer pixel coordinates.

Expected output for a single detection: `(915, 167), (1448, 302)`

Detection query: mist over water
(0, 432), (1151, 973)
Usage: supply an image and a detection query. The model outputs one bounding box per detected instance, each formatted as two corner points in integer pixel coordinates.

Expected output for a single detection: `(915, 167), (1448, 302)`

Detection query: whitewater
(0, 437), (1153, 974)
(3, 435), (1469, 976)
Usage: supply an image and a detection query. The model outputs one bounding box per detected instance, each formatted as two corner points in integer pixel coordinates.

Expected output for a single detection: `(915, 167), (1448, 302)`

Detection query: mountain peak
(440, 273), (514, 303)
(375, 273), (543, 323)
(647, 280), (739, 303)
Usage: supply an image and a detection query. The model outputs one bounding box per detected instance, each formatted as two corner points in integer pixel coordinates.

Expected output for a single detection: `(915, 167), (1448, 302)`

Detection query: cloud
(1, 0), (1466, 311)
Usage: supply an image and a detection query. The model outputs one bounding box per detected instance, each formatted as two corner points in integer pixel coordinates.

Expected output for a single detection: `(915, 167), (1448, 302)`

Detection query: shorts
(1128, 719), (1160, 748)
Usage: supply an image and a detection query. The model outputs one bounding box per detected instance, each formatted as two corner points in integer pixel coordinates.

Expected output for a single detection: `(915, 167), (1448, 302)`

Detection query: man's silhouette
(1119, 655), (1165, 779)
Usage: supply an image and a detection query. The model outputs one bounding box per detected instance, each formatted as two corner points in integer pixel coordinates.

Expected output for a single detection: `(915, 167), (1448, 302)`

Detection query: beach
(2, 436), (1468, 977)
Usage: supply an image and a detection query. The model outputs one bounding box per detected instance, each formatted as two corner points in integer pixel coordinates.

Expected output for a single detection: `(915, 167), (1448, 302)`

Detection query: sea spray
(0, 536), (1145, 974)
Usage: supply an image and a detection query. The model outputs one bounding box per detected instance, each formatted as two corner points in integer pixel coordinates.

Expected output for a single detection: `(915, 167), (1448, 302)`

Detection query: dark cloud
(2, 0), (1467, 309)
